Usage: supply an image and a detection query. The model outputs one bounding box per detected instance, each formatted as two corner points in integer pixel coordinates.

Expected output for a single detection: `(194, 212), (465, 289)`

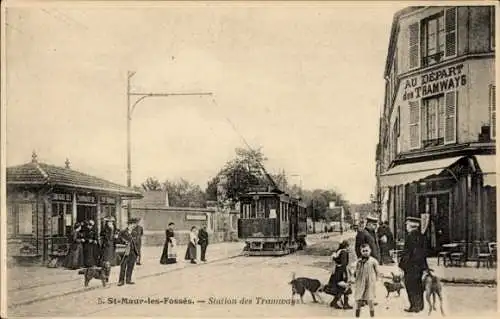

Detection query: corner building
(376, 6), (496, 257)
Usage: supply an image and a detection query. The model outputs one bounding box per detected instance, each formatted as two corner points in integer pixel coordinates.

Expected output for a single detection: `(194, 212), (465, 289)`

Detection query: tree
(141, 177), (162, 191)
(206, 147), (272, 204)
(163, 178), (206, 208)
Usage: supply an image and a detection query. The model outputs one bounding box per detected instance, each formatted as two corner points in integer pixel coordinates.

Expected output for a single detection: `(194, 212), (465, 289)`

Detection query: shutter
(445, 7), (457, 57)
(444, 91), (457, 144)
(490, 85), (496, 139)
(409, 22), (420, 69)
(409, 100), (421, 149)
(421, 101), (428, 143)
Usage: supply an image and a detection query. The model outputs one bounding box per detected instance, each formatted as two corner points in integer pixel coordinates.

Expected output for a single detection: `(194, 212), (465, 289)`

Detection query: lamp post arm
(129, 92), (213, 115)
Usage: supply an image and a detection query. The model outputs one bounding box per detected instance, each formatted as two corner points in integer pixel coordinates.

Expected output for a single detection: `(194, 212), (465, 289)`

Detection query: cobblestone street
(9, 251), (497, 317)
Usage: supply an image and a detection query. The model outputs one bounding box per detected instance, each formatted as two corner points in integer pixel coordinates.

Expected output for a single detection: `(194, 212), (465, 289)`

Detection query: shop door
(76, 205), (97, 223)
(419, 194), (450, 255)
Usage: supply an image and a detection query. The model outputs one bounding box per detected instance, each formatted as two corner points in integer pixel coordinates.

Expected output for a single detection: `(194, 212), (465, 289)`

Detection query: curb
(9, 251), (244, 309)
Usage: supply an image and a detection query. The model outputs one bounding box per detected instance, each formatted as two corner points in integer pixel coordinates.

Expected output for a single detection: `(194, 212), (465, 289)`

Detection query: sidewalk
(8, 241), (245, 308)
(378, 257), (497, 285)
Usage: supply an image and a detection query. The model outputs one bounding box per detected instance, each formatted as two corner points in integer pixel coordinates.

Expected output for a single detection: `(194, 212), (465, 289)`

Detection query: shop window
(17, 203), (34, 235)
(52, 202), (72, 236)
(490, 85), (496, 140)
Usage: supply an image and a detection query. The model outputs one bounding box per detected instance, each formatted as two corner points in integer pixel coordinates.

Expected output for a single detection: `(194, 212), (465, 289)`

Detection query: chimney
(31, 151), (38, 163)
(65, 158), (71, 169)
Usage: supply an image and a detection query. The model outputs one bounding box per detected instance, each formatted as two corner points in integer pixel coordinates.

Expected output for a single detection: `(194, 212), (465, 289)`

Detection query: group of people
(64, 217), (144, 286)
(159, 223), (210, 265)
(324, 215), (428, 317)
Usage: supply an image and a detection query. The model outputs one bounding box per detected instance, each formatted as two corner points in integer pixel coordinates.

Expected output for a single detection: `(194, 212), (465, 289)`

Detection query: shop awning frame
(474, 155), (497, 187)
(379, 156), (463, 187)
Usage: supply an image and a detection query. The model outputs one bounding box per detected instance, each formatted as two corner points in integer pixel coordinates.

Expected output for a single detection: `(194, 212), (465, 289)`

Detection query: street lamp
(126, 71), (213, 219)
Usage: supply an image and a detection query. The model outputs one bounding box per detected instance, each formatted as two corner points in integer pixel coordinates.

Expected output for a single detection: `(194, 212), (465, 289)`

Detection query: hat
(127, 218), (139, 224)
(104, 216), (116, 222)
(405, 216), (421, 224)
(366, 216), (378, 223)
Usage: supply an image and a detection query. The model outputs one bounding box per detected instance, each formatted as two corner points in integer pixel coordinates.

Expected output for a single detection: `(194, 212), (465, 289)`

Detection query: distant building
(376, 6), (496, 256)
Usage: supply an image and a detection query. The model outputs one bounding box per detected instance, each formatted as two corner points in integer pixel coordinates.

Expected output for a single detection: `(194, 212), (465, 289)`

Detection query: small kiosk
(7, 152), (143, 265)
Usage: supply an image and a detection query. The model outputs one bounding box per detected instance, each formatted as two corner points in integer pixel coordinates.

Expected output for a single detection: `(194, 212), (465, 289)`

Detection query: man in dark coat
(355, 216), (381, 262)
(399, 216), (428, 313)
(377, 221), (395, 265)
(117, 218), (140, 286)
(198, 224), (209, 262)
(134, 219), (144, 266)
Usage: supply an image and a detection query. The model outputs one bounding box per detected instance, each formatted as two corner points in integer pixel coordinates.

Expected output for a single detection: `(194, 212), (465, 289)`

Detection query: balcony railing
(422, 52), (444, 67)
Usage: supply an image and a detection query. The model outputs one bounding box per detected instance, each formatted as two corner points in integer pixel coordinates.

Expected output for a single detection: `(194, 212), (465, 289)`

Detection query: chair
(437, 245), (451, 267)
(449, 241), (467, 267)
(474, 241), (492, 268)
(488, 242), (497, 267)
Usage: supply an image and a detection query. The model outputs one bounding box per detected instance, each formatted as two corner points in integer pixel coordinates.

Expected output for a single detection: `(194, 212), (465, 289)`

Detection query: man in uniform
(398, 216), (428, 313)
(355, 216), (381, 262)
(117, 218), (139, 286)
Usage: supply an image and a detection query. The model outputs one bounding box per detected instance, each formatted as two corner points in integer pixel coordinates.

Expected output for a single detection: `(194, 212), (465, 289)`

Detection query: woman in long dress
(64, 223), (84, 269)
(82, 220), (100, 267)
(160, 222), (177, 264)
(326, 240), (353, 309)
(184, 226), (198, 264)
(100, 218), (118, 267)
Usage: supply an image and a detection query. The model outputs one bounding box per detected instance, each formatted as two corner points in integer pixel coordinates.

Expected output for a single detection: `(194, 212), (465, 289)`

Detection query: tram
(237, 187), (308, 256)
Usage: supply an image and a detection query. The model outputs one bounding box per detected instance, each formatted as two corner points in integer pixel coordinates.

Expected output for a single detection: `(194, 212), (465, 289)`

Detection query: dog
(423, 268), (445, 316)
(288, 272), (324, 305)
(383, 272), (404, 298)
(78, 262), (111, 287)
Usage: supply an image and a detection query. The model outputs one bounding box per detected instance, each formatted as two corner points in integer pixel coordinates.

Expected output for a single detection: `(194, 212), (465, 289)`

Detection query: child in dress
(353, 243), (380, 317)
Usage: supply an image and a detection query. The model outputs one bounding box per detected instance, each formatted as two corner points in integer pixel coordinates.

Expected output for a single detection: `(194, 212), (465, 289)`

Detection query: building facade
(7, 152), (142, 265)
(376, 6), (496, 256)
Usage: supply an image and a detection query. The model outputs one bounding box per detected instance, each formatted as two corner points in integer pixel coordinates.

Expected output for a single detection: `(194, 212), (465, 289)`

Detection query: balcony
(422, 52), (444, 67)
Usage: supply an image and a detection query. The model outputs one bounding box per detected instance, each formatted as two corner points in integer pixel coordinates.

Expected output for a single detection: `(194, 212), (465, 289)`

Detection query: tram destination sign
(403, 63), (467, 101)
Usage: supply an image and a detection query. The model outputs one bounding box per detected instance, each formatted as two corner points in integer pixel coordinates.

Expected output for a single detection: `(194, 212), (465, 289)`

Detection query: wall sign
(52, 193), (72, 202)
(186, 214), (207, 221)
(403, 63), (467, 101)
(77, 195), (96, 203)
(100, 196), (116, 204)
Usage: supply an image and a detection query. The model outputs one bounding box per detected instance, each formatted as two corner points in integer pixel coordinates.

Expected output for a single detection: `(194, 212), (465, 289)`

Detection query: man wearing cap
(117, 218), (140, 286)
(355, 216), (381, 262)
(399, 216), (428, 313)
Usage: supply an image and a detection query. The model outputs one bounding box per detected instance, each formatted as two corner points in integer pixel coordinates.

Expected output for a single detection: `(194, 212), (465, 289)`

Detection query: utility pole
(126, 71), (213, 220)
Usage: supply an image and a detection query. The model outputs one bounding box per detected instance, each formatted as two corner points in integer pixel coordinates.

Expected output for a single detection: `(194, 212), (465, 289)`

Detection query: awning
(379, 156), (463, 187)
(475, 155), (496, 187)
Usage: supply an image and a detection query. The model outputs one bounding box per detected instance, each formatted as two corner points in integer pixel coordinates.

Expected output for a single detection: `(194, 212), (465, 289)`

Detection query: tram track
(77, 255), (278, 316)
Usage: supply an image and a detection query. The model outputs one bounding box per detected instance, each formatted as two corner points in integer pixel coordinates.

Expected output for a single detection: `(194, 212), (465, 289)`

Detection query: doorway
(76, 205), (97, 223)
(418, 193), (450, 255)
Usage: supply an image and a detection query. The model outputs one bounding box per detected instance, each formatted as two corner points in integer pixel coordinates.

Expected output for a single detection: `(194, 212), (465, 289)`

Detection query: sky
(4, 1), (409, 204)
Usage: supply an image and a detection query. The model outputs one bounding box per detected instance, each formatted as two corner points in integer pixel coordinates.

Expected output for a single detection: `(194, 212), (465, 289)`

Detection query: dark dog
(78, 262), (111, 287)
(288, 272), (324, 305)
(383, 272), (404, 298)
(423, 269), (445, 316)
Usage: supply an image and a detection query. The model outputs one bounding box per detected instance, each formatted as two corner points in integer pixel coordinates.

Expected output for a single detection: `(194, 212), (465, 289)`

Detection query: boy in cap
(117, 218), (139, 286)
(398, 216), (428, 313)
